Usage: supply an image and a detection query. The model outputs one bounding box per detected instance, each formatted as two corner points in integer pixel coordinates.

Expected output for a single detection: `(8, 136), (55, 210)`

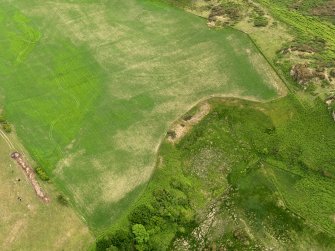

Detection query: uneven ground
(0, 0), (285, 233)
(0, 125), (93, 251)
(104, 96), (335, 250)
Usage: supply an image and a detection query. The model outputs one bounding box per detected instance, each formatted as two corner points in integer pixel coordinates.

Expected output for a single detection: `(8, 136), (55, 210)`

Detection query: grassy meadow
(0, 0), (285, 234)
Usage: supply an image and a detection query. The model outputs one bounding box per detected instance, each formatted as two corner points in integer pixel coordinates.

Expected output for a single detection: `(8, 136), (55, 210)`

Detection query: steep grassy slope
(0, 0), (284, 232)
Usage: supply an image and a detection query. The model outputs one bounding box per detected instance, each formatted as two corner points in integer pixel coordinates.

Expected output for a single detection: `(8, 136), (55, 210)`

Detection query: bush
(254, 16), (269, 27)
(209, 2), (242, 23)
(132, 224), (149, 251)
(2, 122), (12, 133)
(129, 204), (154, 225)
(57, 194), (69, 206)
(110, 229), (131, 249)
(34, 166), (50, 181)
(222, 2), (242, 21)
(96, 236), (112, 251)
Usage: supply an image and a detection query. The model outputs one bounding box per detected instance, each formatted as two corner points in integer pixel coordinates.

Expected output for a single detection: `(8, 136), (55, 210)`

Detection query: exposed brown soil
(11, 152), (50, 203)
(168, 102), (211, 143)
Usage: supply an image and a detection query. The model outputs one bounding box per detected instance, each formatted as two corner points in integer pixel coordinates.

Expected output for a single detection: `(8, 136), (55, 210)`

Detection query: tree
(110, 229), (131, 249)
(96, 236), (112, 251)
(132, 224), (149, 251)
(128, 204), (153, 225)
(254, 16), (269, 27)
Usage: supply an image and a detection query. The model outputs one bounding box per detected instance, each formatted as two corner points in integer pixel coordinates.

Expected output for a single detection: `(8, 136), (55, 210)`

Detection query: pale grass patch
(113, 120), (160, 155)
(101, 165), (154, 203)
(229, 35), (287, 96)
(54, 149), (85, 176)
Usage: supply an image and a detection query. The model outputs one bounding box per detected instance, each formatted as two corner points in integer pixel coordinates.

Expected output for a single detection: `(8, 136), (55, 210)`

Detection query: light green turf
(0, 0), (285, 232)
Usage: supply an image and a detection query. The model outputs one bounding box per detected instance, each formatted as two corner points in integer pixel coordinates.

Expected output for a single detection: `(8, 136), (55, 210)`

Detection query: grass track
(1, 0), (285, 232)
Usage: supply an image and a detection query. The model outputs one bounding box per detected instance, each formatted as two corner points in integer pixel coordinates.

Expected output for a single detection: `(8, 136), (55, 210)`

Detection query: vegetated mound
(98, 96), (335, 250)
(311, 0), (335, 16)
(286, 0), (335, 16)
(0, 0), (283, 231)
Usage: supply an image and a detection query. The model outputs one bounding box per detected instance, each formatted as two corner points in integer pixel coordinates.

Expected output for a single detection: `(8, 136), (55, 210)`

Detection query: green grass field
(0, 0), (285, 234)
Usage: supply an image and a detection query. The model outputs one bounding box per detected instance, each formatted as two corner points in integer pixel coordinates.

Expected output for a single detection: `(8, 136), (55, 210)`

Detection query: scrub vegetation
(97, 96), (335, 250)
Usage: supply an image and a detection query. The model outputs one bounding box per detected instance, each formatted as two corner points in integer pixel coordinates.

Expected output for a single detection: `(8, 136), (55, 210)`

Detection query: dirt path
(11, 152), (50, 203)
(0, 129), (14, 149)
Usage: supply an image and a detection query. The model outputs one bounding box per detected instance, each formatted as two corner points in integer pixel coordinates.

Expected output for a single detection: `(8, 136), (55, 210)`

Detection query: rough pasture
(0, 0), (285, 232)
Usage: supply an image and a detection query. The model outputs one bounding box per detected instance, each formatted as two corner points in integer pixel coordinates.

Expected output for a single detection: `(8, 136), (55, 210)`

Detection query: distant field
(0, 0), (285, 233)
